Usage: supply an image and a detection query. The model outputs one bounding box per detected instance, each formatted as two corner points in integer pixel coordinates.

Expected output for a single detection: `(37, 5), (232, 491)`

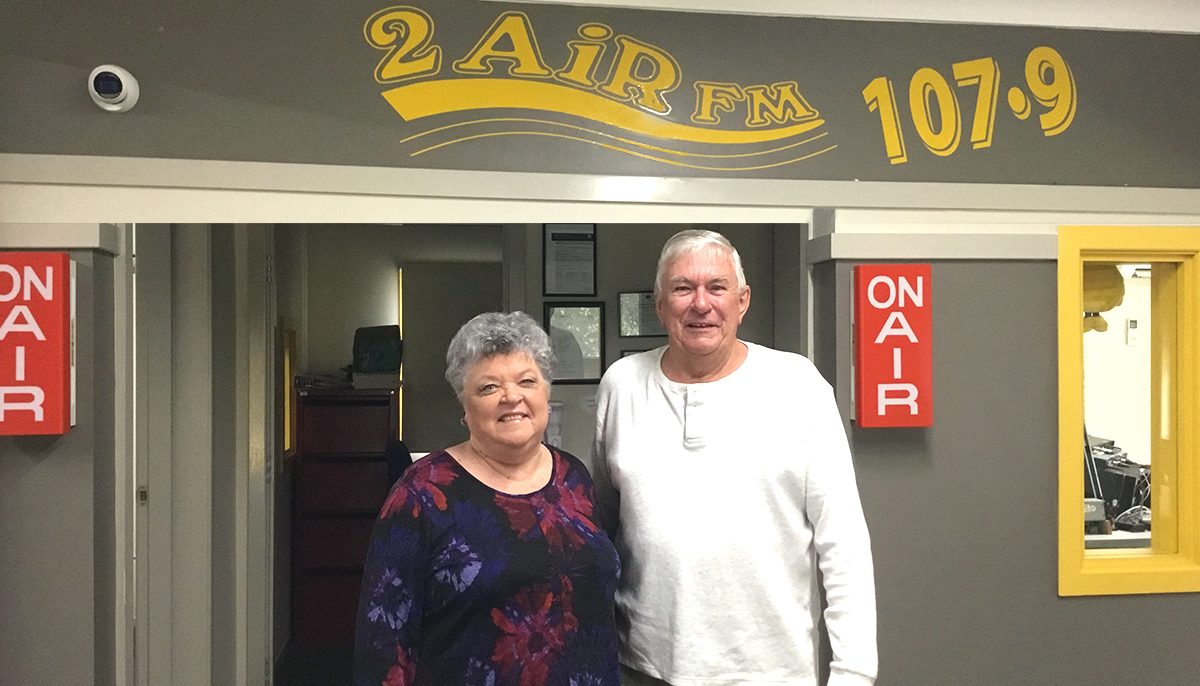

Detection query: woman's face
(461, 352), (550, 454)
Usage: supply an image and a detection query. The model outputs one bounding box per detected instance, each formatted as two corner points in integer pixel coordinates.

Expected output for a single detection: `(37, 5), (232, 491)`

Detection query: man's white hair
(653, 229), (747, 302)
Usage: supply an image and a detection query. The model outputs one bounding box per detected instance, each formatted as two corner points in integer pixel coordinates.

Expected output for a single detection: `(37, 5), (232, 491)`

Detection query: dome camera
(88, 65), (139, 112)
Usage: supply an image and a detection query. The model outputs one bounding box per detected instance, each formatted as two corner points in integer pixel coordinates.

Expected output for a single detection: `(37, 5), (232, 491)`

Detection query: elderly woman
(354, 311), (620, 686)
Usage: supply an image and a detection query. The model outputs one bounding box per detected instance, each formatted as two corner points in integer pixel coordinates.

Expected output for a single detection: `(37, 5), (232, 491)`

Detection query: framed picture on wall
(612, 348), (651, 368)
(618, 291), (665, 337)
(544, 301), (605, 383)
(543, 224), (597, 296)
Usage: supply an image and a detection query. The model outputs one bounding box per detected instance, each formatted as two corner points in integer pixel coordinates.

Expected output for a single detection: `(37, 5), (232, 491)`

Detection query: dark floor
(275, 642), (353, 686)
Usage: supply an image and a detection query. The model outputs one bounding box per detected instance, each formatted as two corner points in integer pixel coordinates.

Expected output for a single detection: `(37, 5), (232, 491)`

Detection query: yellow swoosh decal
(381, 79), (823, 145)
(401, 116), (830, 159)
(410, 130), (838, 171)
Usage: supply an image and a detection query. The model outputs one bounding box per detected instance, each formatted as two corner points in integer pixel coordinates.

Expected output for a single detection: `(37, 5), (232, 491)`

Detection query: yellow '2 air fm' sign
(364, 6), (835, 172)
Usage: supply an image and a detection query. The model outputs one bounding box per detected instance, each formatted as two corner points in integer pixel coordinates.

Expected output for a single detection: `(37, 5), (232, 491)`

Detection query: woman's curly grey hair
(653, 229), (746, 302)
(444, 311), (555, 399)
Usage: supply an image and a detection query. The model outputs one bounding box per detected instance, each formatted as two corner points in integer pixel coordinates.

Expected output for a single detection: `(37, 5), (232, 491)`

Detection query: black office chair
(384, 438), (414, 487)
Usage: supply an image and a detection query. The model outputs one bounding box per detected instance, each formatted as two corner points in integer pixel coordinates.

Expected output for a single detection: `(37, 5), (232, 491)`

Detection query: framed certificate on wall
(543, 224), (597, 296)
(618, 291), (665, 337)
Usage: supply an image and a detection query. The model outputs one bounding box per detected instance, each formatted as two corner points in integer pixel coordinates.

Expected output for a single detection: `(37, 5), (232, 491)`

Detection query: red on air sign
(0, 252), (73, 435)
(854, 264), (932, 428)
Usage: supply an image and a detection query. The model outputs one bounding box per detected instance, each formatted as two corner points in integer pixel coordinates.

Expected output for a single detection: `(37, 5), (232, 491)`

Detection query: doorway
(266, 223), (803, 684)
(272, 225), (507, 685)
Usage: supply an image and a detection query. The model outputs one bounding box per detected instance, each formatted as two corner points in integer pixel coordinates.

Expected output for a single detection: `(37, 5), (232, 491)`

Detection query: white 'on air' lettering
(873, 311), (917, 344)
(0, 265), (53, 302)
(877, 383), (918, 415)
(0, 306), (46, 341)
(866, 275), (923, 309)
(0, 386), (45, 421)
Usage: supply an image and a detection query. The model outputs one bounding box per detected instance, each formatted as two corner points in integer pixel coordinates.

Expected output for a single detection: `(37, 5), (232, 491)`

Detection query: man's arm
(589, 376), (621, 539)
(805, 382), (878, 686)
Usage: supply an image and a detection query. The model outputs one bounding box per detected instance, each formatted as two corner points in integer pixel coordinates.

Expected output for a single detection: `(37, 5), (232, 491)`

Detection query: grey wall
(272, 226), (307, 660)
(134, 224), (173, 685)
(92, 249), (118, 686)
(813, 259), (1200, 685)
(401, 261), (504, 452)
(276, 225), (309, 372)
(1, 3), (1196, 186)
(0, 251), (114, 685)
(169, 226), (216, 685)
(772, 225), (808, 355)
(301, 225), (504, 377)
(210, 227), (238, 685)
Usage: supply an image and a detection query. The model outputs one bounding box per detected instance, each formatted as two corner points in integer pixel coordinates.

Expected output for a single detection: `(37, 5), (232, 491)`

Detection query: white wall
(1083, 267), (1152, 463)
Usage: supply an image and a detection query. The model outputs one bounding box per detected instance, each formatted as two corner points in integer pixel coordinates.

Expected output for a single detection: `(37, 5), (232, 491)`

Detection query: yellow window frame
(1058, 225), (1200, 596)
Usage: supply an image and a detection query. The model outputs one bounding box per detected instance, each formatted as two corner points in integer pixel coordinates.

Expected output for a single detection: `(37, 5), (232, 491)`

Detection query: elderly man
(592, 229), (877, 686)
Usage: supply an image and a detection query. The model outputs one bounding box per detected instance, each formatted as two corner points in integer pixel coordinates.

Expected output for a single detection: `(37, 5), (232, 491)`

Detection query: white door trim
(2, 153), (1199, 222)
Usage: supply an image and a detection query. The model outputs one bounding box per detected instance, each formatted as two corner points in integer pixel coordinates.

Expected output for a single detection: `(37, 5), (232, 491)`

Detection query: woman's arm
(353, 482), (427, 686)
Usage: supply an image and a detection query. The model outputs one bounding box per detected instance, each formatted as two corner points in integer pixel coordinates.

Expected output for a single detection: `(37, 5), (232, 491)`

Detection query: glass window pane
(1082, 261), (1157, 552)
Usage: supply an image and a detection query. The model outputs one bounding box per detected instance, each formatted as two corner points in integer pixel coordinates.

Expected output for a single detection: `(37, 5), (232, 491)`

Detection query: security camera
(88, 65), (139, 112)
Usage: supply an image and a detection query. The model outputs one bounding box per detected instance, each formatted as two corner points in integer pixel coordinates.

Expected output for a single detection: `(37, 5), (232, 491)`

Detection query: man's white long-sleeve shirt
(592, 343), (877, 686)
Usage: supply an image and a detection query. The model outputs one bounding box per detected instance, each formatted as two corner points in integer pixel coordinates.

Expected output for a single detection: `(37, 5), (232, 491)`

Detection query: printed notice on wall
(546, 400), (564, 447)
(543, 224), (596, 296)
(620, 292), (666, 337)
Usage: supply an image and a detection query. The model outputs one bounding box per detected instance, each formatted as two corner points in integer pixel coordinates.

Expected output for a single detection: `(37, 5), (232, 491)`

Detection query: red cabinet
(292, 389), (397, 646)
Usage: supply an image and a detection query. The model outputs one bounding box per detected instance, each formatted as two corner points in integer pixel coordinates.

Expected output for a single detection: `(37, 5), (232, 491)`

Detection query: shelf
(292, 388), (398, 646)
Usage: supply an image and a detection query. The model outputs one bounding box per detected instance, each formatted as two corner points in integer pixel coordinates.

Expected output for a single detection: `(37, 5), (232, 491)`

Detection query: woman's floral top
(353, 446), (620, 686)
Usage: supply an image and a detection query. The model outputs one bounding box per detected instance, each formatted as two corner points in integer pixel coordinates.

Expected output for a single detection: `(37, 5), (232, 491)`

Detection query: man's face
(656, 246), (751, 361)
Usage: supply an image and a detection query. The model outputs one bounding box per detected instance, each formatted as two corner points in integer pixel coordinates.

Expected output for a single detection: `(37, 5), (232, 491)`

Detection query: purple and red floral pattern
(382, 645), (416, 686)
(491, 575), (578, 686)
(495, 465), (601, 552)
(379, 457), (458, 519)
(354, 447), (619, 686)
